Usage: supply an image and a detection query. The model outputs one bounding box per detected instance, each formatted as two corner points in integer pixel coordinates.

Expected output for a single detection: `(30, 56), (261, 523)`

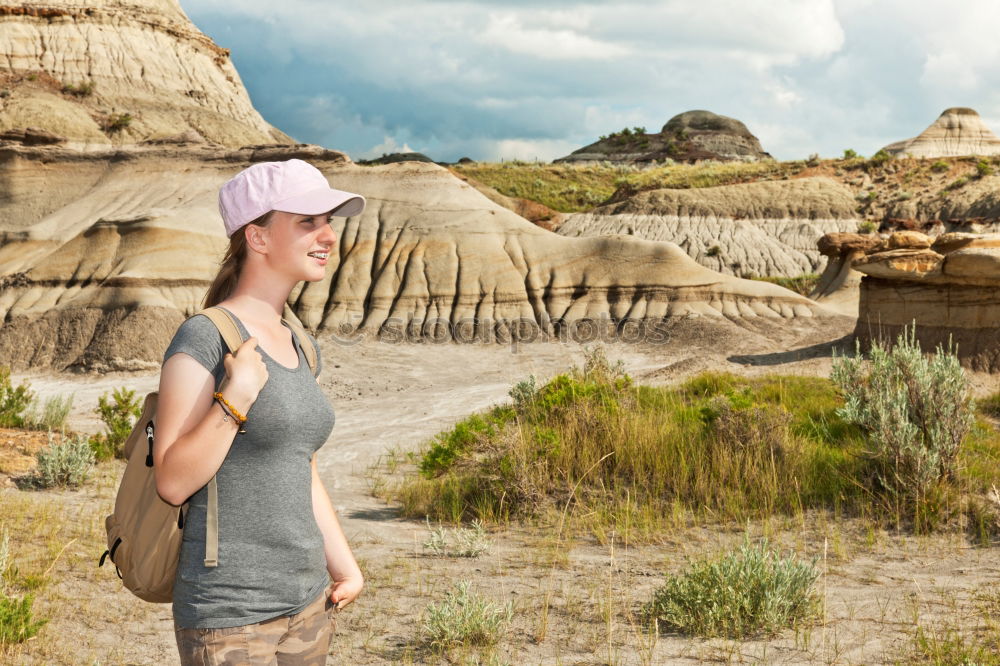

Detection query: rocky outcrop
(557, 177), (860, 277)
(810, 232), (882, 316)
(0, 143), (840, 373)
(852, 231), (1000, 372)
(881, 108), (1000, 158)
(555, 110), (771, 165)
(0, 0), (293, 149)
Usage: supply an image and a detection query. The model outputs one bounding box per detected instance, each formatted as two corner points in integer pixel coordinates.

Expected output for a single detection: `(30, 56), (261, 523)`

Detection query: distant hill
(357, 152), (435, 165)
(881, 107), (1000, 158)
(555, 110), (771, 165)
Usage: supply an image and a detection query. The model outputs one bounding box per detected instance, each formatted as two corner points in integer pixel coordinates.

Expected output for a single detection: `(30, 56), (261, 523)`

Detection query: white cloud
(179, 0), (1000, 161)
(359, 135), (416, 160)
(479, 12), (631, 60)
(491, 137), (581, 162)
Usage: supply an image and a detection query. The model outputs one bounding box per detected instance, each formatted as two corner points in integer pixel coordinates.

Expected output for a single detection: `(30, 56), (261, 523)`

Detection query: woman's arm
(311, 454), (364, 608)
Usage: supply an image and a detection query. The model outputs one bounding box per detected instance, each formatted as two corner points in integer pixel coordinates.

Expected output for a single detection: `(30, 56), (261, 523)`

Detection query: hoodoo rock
(557, 178), (860, 277)
(810, 232), (882, 316)
(555, 110), (771, 165)
(881, 108), (1000, 158)
(0, 0), (293, 148)
(852, 231), (1000, 372)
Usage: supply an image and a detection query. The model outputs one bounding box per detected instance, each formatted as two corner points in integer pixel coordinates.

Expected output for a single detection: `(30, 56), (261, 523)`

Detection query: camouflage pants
(173, 586), (338, 665)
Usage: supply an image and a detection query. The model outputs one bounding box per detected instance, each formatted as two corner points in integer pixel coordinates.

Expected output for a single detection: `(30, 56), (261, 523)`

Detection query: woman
(154, 158), (365, 665)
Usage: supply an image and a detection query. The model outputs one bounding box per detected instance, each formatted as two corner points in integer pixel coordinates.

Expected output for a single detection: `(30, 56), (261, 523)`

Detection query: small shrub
(580, 344), (628, 384)
(858, 220), (878, 234)
(830, 325), (974, 526)
(869, 149), (892, 165)
(32, 432), (95, 488)
(806, 153), (820, 167)
(930, 160), (950, 173)
(0, 592), (48, 645)
(0, 367), (35, 428)
(20, 392), (74, 431)
(976, 159), (993, 178)
(897, 191), (913, 201)
(508, 375), (538, 412)
(88, 387), (142, 461)
(843, 149), (860, 159)
(424, 580), (513, 649)
(644, 535), (820, 638)
(948, 176), (969, 190)
(61, 80), (94, 96)
(422, 518), (491, 557)
(705, 245), (721, 257)
(103, 112), (133, 133)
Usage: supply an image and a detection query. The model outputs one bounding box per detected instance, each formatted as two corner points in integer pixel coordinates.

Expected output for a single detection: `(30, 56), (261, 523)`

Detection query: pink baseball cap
(218, 158), (366, 238)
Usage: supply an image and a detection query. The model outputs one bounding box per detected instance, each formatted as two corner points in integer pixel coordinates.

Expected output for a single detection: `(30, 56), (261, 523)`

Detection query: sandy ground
(4, 315), (1000, 664)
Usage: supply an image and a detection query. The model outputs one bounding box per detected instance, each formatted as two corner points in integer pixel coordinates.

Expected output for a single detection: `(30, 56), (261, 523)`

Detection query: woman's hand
(329, 574), (364, 610)
(221, 336), (268, 410)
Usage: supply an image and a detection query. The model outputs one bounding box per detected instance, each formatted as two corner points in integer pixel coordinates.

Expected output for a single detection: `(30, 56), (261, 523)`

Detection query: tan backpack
(98, 305), (319, 602)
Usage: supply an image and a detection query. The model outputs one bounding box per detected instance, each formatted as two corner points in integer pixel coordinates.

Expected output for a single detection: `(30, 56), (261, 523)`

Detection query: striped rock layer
(0, 144), (836, 372)
(558, 178), (860, 278)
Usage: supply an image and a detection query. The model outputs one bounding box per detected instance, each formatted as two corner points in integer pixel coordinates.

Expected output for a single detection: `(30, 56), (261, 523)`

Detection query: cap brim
(272, 187), (366, 218)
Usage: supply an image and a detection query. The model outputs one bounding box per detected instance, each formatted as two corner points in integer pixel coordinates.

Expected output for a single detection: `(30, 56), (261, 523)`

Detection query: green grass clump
(644, 536), (820, 638)
(381, 346), (874, 539)
(750, 273), (820, 297)
(980, 392), (1000, 419)
(423, 580), (513, 650)
(377, 340), (1000, 541)
(0, 593), (47, 645)
(20, 393), (74, 432)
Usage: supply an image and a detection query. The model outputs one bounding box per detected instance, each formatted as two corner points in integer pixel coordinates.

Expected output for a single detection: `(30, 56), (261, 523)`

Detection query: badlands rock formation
(852, 231), (1000, 372)
(557, 178), (860, 277)
(0, 143), (836, 373)
(0, 0), (292, 148)
(555, 110), (771, 165)
(809, 232), (882, 316)
(881, 108), (1000, 158)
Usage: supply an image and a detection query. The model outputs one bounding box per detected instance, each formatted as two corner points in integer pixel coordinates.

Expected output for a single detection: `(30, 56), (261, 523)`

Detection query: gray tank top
(161, 306), (335, 629)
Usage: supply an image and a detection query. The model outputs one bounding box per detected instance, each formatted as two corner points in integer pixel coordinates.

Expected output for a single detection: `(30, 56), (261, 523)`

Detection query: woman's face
(252, 209), (338, 282)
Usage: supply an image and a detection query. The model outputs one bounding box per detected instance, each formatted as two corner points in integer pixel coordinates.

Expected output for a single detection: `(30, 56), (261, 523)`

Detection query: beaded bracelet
(213, 392), (247, 434)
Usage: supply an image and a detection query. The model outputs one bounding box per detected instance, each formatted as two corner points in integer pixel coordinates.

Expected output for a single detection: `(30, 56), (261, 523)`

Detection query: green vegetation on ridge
(375, 340), (1000, 543)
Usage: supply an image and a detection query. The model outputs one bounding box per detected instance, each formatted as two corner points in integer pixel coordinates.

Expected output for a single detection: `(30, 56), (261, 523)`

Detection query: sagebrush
(32, 432), (95, 489)
(644, 536), (820, 638)
(423, 580), (513, 649)
(831, 325), (974, 526)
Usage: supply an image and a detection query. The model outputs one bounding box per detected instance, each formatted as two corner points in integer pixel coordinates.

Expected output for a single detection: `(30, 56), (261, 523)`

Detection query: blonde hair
(201, 211), (276, 308)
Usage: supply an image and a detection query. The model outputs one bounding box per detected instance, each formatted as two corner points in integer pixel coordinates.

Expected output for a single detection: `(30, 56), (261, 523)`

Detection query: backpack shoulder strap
(178, 305), (246, 569)
(281, 315), (319, 378)
(195, 307), (245, 357)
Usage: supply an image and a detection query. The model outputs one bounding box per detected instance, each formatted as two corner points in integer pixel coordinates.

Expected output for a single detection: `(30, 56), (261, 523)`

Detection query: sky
(180, 0), (1000, 163)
